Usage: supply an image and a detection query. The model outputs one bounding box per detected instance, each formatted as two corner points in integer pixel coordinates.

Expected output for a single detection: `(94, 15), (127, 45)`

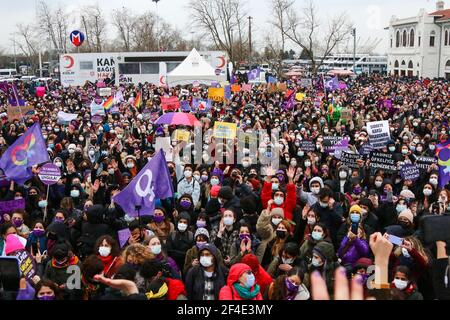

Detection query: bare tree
(80, 5), (107, 52)
(270, 0), (295, 55)
(36, 1), (69, 54)
(112, 8), (135, 51)
(13, 23), (39, 70)
(262, 33), (284, 77)
(283, 0), (351, 74)
(188, 0), (248, 63)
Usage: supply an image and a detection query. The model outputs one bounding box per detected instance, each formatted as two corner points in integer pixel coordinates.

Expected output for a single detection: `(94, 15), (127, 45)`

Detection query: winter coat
(337, 236), (370, 266)
(166, 230), (194, 269)
(261, 182), (297, 221)
(219, 263), (263, 300)
(184, 245), (224, 275)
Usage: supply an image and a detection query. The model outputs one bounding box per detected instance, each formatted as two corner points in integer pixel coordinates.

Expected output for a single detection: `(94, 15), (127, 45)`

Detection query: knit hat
(241, 254), (260, 275)
(313, 241), (335, 262)
(218, 186), (234, 200)
(178, 211), (191, 224)
(5, 234), (26, 255)
(400, 189), (415, 200)
(398, 209), (414, 224)
(194, 228), (210, 241)
(349, 204), (362, 214)
(309, 176), (324, 188)
(210, 185), (221, 198)
(270, 207), (285, 218)
(248, 178), (260, 191)
(354, 257), (373, 269)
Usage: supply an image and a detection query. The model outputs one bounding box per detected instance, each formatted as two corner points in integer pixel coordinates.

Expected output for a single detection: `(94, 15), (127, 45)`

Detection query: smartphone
(387, 234), (404, 246)
(31, 242), (38, 256)
(386, 191), (393, 203)
(351, 222), (359, 235)
(0, 257), (21, 292)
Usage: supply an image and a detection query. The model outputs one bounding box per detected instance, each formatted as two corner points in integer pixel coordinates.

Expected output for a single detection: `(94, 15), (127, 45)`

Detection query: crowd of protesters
(0, 73), (450, 301)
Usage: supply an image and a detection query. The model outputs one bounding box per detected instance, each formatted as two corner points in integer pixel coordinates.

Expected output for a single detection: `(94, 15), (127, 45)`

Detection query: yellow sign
(208, 88), (225, 102)
(175, 129), (190, 142)
(214, 121), (237, 139)
(7, 105), (34, 120)
(295, 93), (306, 101)
(277, 83), (287, 92)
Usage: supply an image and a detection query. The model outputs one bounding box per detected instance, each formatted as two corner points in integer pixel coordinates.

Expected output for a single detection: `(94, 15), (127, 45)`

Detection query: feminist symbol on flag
(135, 169), (156, 201)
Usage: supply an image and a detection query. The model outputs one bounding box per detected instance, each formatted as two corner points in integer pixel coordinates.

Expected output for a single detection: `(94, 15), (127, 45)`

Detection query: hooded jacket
(261, 181), (297, 221)
(219, 263), (263, 300)
(184, 244), (228, 300)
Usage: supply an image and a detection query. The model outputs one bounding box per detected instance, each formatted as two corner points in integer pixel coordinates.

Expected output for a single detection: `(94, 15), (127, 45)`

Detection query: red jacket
(166, 278), (187, 300)
(261, 182), (297, 221)
(219, 263), (263, 300)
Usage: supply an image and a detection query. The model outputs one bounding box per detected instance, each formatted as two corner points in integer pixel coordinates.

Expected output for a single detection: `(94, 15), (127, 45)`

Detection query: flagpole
(43, 185), (49, 222)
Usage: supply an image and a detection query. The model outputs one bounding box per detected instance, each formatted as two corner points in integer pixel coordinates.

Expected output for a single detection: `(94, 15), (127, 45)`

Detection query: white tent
(167, 48), (219, 86)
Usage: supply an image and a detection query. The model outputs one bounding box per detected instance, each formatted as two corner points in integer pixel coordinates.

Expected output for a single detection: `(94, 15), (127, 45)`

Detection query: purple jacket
(337, 236), (370, 266)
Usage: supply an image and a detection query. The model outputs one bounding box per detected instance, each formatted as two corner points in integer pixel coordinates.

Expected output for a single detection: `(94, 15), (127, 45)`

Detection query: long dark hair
(34, 279), (63, 300)
(94, 235), (121, 257)
(270, 267), (304, 300)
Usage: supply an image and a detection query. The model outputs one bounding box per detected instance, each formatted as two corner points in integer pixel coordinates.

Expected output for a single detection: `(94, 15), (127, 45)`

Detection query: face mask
(33, 229), (45, 238)
(200, 256), (213, 268)
(196, 220), (207, 228)
(290, 160), (297, 167)
(14, 196), (23, 200)
(374, 181), (383, 188)
(55, 161), (62, 168)
(304, 161), (311, 167)
(274, 196), (284, 206)
(311, 187), (320, 195)
(196, 241), (207, 249)
(127, 162), (135, 169)
(285, 278), (300, 293)
(239, 233), (250, 241)
(193, 174), (201, 181)
(12, 219), (23, 227)
(401, 149), (408, 155)
(272, 218), (282, 226)
(70, 190), (80, 198)
(350, 213), (361, 223)
(107, 169), (115, 175)
(54, 217), (65, 223)
(396, 205), (406, 213)
(272, 183), (279, 191)
(98, 246), (111, 257)
(389, 146), (396, 152)
(184, 171), (192, 178)
(89, 150), (95, 157)
(307, 217), (316, 225)
(319, 201), (328, 208)
(38, 295), (56, 301)
(416, 147), (423, 153)
(201, 175), (209, 182)
(393, 279), (408, 291)
(429, 178), (438, 186)
(353, 187), (362, 195)
(312, 257), (323, 267)
(297, 150), (304, 157)
(339, 171), (348, 179)
(429, 145), (436, 151)
(68, 149), (75, 154)
(150, 245), (162, 255)
(180, 199), (191, 209)
(38, 200), (48, 208)
(223, 217), (234, 226)
(276, 230), (287, 239)
(311, 231), (323, 241)
(401, 247), (411, 258)
(210, 178), (219, 186)
(117, 134), (123, 140)
(282, 257), (294, 264)
(153, 215), (165, 224)
(178, 223), (188, 232)
(244, 273), (256, 288)
(423, 189), (432, 196)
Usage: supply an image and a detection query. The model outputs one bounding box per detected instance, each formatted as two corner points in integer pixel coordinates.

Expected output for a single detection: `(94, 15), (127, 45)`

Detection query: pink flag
(242, 84), (252, 92)
(36, 87), (46, 97)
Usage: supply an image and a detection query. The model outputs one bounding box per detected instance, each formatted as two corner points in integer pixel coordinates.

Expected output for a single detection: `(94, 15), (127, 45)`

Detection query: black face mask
(399, 221), (411, 229)
(276, 230), (287, 239)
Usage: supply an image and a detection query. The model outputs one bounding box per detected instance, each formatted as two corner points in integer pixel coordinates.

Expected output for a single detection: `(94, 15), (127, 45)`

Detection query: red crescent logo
(216, 56), (226, 69)
(63, 55), (74, 69)
(160, 75), (166, 85)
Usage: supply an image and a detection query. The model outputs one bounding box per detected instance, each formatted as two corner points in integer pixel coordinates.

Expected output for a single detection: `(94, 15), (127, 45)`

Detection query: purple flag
(325, 76), (340, 91)
(192, 98), (212, 113)
(117, 228), (132, 248)
(248, 68), (260, 81)
(113, 150), (174, 217)
(180, 100), (191, 112)
(0, 123), (50, 185)
(283, 95), (295, 111)
(0, 82), (25, 106)
(224, 85), (231, 100)
(437, 140), (450, 188)
(231, 75), (237, 84)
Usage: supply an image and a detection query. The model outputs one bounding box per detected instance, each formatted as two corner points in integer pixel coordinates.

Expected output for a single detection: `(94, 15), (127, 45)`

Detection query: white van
(0, 69), (18, 78)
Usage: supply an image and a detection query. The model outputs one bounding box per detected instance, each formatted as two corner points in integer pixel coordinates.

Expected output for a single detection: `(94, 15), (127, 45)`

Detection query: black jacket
(166, 230), (194, 269)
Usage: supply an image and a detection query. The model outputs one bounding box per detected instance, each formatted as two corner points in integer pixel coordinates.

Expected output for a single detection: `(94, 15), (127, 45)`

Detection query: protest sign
(90, 101), (105, 116)
(160, 96), (180, 111)
(98, 87), (112, 97)
(295, 93), (306, 101)
(359, 143), (374, 157)
(323, 137), (349, 155)
(0, 199), (25, 214)
(38, 163), (61, 185)
(369, 151), (398, 173)
(57, 111), (78, 125)
(241, 84), (252, 92)
(367, 120), (390, 149)
(231, 84), (241, 92)
(155, 137), (173, 161)
(277, 83), (287, 92)
(299, 140), (316, 152)
(142, 108), (152, 121)
(214, 122), (237, 139)
(400, 164), (420, 181)
(208, 88), (225, 102)
(415, 156), (437, 171)
(91, 115), (103, 123)
(267, 84), (277, 93)
(7, 105), (34, 120)
(118, 228), (132, 248)
(12, 250), (36, 283)
(341, 151), (361, 169)
(175, 130), (190, 142)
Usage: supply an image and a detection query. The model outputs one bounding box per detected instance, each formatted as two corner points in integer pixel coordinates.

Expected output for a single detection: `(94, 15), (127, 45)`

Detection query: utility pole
(230, 28), (234, 66)
(248, 16), (253, 65)
(152, 0), (161, 51)
(352, 27), (356, 72)
(12, 33), (17, 72)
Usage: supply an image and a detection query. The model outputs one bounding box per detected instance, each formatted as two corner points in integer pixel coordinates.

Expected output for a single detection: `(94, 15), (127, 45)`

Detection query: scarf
(145, 282), (169, 300)
(233, 283), (260, 300)
(98, 255), (115, 274)
(51, 255), (79, 268)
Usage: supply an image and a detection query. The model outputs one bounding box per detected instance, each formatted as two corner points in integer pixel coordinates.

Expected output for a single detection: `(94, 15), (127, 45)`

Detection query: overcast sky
(0, 0), (442, 55)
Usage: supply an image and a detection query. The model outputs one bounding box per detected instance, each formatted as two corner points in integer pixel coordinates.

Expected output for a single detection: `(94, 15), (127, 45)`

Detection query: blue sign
(70, 30), (85, 47)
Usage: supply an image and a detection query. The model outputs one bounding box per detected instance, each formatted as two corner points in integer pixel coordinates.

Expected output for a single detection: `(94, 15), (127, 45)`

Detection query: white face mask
(98, 246), (111, 257)
(311, 187), (320, 195)
(272, 218), (282, 226)
(423, 188), (432, 197)
(150, 244), (162, 255)
(184, 170), (192, 178)
(178, 223), (188, 232)
(311, 257), (323, 267)
(200, 256), (213, 268)
(282, 257), (294, 264)
(393, 279), (408, 290)
(127, 162), (135, 169)
(374, 181), (383, 188)
(429, 178), (438, 186)
(339, 171), (348, 179)
(223, 217), (234, 226)
(307, 217), (316, 225)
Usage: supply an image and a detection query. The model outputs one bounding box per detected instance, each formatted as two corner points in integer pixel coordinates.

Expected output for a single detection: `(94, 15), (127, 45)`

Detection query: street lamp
(351, 27), (356, 72)
(152, 0), (161, 51)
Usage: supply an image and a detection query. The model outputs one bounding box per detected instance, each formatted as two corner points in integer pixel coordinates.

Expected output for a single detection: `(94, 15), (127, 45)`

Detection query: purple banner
(0, 198), (25, 215)
(38, 163), (61, 185)
(118, 228), (131, 248)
